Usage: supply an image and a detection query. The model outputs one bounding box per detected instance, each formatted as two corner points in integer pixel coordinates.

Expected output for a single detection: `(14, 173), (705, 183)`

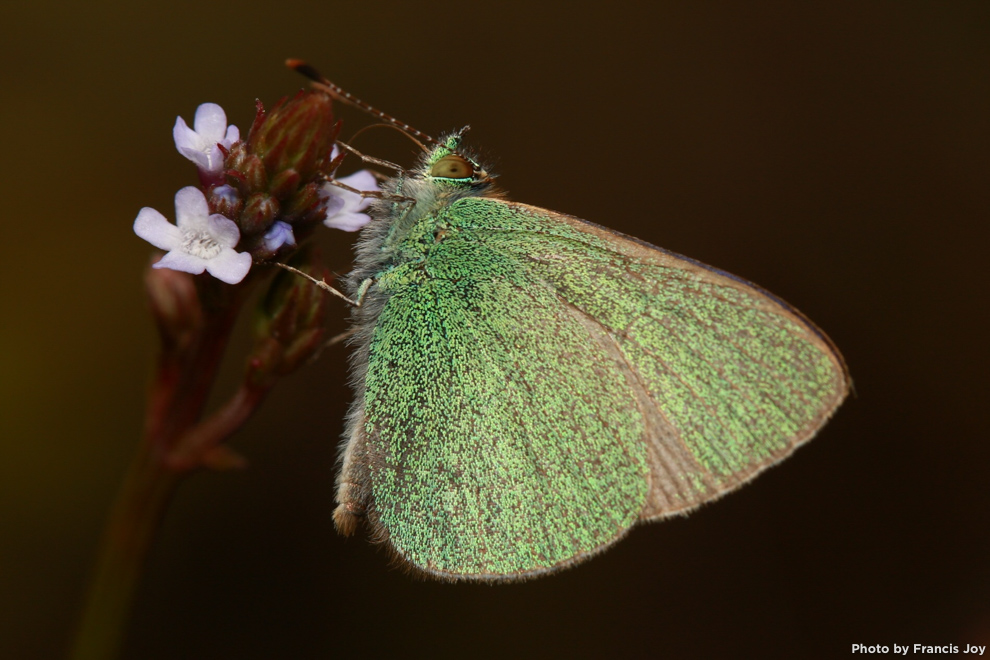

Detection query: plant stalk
(70, 283), (242, 660)
(69, 444), (180, 660)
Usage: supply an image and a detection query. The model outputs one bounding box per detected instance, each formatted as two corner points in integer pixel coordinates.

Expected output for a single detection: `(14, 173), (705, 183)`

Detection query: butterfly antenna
(286, 59), (445, 152)
(349, 122), (429, 154)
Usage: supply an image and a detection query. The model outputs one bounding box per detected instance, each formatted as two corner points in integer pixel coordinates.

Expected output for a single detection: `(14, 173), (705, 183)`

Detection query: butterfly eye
(429, 155), (474, 179)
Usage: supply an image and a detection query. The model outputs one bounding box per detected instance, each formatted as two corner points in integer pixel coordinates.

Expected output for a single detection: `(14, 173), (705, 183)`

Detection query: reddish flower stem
(70, 287), (244, 660)
(68, 440), (180, 660)
(167, 381), (272, 471)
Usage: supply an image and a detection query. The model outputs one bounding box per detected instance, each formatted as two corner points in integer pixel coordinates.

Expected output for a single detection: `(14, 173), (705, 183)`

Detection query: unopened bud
(268, 168), (302, 201)
(282, 181), (323, 224)
(209, 184), (243, 219)
(243, 153), (268, 191)
(145, 257), (203, 351)
(226, 145), (268, 194)
(240, 193), (280, 235)
(247, 91), (339, 184)
(251, 250), (330, 378)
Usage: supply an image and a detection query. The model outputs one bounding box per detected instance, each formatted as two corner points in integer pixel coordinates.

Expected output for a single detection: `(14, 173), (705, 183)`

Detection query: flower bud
(240, 193), (280, 235)
(225, 147), (267, 193)
(226, 143), (250, 176)
(282, 181), (323, 223)
(244, 153), (268, 191)
(246, 91), (339, 184)
(268, 168), (302, 201)
(145, 257), (203, 351)
(209, 184), (243, 219)
(250, 249), (330, 382)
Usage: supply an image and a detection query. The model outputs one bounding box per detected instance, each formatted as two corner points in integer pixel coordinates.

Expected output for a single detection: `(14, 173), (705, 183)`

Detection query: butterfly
(323, 128), (850, 582)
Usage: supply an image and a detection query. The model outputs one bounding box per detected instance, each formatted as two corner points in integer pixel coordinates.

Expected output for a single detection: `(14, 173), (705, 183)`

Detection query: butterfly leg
(271, 262), (361, 307)
(353, 278), (373, 306)
(324, 177), (415, 207)
(334, 140), (405, 174)
(301, 281), (374, 360)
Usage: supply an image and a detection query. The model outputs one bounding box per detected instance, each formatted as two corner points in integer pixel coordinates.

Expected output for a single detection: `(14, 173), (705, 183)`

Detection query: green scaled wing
(351, 236), (652, 580)
(343, 197), (848, 581)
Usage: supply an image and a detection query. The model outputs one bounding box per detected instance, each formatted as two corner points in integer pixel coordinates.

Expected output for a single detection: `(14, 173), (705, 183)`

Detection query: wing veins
(557, 298), (709, 508)
(643, 306), (807, 433)
(442, 277), (628, 565)
(441, 288), (542, 568)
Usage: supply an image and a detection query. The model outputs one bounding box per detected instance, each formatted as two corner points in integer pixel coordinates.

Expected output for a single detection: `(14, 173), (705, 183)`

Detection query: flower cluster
(76, 79), (385, 659)
(133, 95), (379, 284)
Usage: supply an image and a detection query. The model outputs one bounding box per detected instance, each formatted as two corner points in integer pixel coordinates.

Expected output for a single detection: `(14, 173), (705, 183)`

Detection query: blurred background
(2, 1), (988, 658)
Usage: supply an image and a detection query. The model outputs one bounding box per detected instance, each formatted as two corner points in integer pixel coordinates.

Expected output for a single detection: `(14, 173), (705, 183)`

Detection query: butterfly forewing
(447, 198), (849, 520)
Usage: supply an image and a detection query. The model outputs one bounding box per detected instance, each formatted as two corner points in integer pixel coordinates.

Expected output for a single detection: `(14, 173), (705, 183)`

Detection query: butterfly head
(421, 131), (496, 192)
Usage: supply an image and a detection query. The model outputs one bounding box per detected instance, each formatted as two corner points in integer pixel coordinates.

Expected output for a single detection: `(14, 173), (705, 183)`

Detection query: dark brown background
(2, 2), (988, 658)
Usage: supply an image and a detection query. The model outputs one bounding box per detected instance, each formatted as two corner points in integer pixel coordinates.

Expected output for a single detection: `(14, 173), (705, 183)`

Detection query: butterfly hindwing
(351, 231), (652, 580)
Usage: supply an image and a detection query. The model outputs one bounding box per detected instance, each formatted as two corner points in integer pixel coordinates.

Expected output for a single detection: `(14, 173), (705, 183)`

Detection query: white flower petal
(154, 250), (208, 275)
(206, 214), (241, 249)
(207, 146), (226, 172)
(173, 116), (201, 153)
(338, 170), (378, 212)
(205, 249), (253, 284)
(173, 187), (211, 230)
(340, 190), (366, 213)
(320, 173), (378, 232)
(325, 211), (372, 232)
(177, 146), (211, 171)
(193, 103), (228, 142)
(322, 191), (345, 217)
(173, 105), (237, 173)
(134, 207), (182, 250)
(338, 169), (378, 194)
(139, 184), (250, 284)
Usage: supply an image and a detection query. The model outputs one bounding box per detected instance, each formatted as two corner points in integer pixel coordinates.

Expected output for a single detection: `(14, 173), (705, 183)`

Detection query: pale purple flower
(211, 184), (240, 206)
(321, 169), (379, 232)
(262, 221), (296, 253)
(173, 103), (240, 173)
(134, 187), (252, 284)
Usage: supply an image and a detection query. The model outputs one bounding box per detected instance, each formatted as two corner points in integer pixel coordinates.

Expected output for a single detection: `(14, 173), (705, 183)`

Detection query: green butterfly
(332, 134), (849, 581)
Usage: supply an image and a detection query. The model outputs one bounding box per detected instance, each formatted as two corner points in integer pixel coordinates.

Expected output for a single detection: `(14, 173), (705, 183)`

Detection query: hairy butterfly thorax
(345, 134), (499, 291)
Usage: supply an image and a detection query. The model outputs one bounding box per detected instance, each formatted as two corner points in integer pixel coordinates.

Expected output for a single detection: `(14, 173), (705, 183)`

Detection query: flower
(262, 221), (296, 253)
(134, 187), (253, 284)
(321, 169), (379, 232)
(211, 184), (240, 206)
(173, 103), (240, 173)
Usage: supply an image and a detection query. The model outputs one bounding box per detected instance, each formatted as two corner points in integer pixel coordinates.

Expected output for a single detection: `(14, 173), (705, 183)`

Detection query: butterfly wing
(448, 197), (850, 521)
(336, 196), (848, 581)
(339, 233), (655, 580)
